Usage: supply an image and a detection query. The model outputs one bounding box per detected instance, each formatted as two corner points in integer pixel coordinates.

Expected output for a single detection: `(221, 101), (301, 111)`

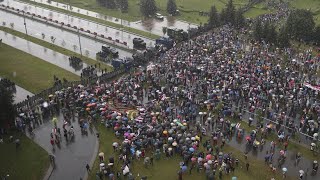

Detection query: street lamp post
(77, 29), (82, 56)
(23, 12), (28, 35)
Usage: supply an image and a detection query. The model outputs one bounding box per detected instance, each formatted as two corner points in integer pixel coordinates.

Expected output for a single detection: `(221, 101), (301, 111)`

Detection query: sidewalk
(31, 113), (98, 180)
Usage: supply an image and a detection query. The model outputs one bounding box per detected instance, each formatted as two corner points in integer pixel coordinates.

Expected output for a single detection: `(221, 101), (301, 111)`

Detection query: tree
(220, 8), (227, 25)
(278, 26), (290, 48)
(162, 27), (167, 36)
(285, 9), (315, 42)
(167, 0), (177, 15)
(105, 0), (116, 9)
(253, 18), (263, 41)
(0, 84), (16, 129)
(119, 0), (128, 12)
(140, 0), (157, 17)
(234, 9), (245, 29)
(208, 6), (219, 28)
(266, 23), (277, 44)
(225, 0), (236, 25)
(96, 0), (105, 6)
(313, 26), (320, 45)
(262, 20), (270, 40)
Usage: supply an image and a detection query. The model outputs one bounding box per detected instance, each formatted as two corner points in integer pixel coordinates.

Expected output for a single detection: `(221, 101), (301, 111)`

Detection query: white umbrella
(123, 165), (130, 175)
(299, 170), (304, 174)
(282, 167), (287, 172)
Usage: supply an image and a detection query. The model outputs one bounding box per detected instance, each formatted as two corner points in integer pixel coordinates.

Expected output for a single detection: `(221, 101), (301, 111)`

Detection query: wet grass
(218, 109), (319, 162)
(0, 43), (80, 93)
(244, 6), (274, 18)
(20, 0), (160, 39)
(0, 133), (50, 180)
(89, 123), (294, 180)
(0, 27), (113, 72)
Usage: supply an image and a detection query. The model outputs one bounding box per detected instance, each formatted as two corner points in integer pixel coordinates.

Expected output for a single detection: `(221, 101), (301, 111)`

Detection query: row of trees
(140, 0), (157, 17)
(0, 84), (16, 129)
(140, 0), (178, 17)
(97, 0), (178, 17)
(208, 0), (246, 29)
(253, 9), (320, 47)
(96, 0), (128, 12)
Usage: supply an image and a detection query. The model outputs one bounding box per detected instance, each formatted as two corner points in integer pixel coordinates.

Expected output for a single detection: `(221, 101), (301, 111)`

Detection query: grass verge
(0, 133), (50, 180)
(0, 26), (113, 72)
(0, 43), (80, 93)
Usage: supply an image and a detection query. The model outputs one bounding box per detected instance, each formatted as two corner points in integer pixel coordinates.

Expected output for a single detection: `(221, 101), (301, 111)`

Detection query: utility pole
(77, 29), (82, 56)
(23, 12), (28, 35)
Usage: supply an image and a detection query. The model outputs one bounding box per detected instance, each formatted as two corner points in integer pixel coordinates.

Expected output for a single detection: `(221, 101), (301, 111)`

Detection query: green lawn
(244, 6), (273, 18)
(0, 43), (80, 93)
(0, 27), (113, 72)
(290, 0), (320, 10)
(89, 123), (294, 180)
(0, 133), (50, 180)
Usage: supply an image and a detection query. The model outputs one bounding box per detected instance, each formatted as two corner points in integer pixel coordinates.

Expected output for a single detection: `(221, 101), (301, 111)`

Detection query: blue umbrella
(189, 147), (195, 152)
(130, 147), (135, 155)
(232, 177), (237, 180)
(84, 123), (89, 129)
(181, 165), (187, 172)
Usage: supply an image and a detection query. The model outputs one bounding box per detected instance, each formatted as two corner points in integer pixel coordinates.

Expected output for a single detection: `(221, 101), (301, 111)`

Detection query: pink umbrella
(280, 150), (285, 155)
(124, 132), (130, 137)
(191, 157), (196, 162)
(206, 154), (212, 160)
(245, 136), (251, 141)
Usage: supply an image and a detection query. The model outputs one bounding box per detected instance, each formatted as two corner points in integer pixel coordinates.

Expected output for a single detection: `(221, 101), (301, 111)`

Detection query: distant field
(244, 6), (273, 18)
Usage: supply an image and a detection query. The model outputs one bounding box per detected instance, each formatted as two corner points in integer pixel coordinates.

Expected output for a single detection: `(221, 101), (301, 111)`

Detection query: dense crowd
(14, 21), (320, 179)
(14, 1), (320, 179)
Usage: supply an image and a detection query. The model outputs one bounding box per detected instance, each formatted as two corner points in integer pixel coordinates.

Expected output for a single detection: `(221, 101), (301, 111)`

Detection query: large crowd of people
(14, 1), (320, 179)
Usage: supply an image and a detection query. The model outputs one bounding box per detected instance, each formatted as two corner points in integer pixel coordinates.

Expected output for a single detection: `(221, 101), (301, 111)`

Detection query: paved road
(28, 0), (198, 36)
(0, 30), (89, 76)
(32, 113), (97, 180)
(0, 10), (132, 60)
(2, 0), (155, 47)
(14, 85), (33, 104)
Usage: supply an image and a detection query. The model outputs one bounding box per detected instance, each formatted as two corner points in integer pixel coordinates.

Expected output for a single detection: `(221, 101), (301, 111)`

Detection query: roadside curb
(83, 127), (99, 180)
(43, 164), (54, 180)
